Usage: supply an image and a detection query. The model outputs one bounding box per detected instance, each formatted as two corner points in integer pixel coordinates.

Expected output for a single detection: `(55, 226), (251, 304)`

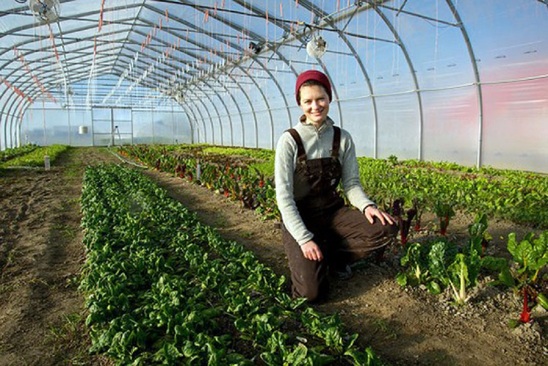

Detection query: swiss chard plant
(391, 199), (416, 246)
(396, 241), (434, 289)
(397, 214), (491, 306)
(119, 144), (548, 229)
(411, 196), (425, 232)
(483, 231), (548, 324)
(432, 214), (489, 305)
(433, 198), (456, 236)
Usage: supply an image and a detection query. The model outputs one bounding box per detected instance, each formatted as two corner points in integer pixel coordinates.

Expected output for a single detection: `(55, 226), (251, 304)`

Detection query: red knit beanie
(295, 70), (332, 105)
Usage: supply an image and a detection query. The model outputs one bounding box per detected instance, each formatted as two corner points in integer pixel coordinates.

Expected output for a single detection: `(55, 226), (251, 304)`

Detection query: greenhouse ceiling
(3, 0), (409, 109)
(1, 1), (547, 172)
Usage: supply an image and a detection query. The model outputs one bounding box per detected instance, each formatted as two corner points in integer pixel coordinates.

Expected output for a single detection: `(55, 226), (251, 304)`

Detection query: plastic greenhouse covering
(0, 0), (546, 173)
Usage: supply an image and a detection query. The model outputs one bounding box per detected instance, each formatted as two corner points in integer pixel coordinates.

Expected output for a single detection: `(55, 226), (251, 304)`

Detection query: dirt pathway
(0, 148), (115, 366)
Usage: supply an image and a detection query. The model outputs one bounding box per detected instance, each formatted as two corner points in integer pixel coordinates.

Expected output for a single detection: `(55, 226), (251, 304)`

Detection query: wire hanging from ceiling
(27, 0), (71, 106)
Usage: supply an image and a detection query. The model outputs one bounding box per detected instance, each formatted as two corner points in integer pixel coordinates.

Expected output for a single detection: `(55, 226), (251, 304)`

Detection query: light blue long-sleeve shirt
(274, 117), (376, 245)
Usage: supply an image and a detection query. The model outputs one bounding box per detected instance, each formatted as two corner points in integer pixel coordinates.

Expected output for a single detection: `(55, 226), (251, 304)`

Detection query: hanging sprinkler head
(306, 35), (327, 58)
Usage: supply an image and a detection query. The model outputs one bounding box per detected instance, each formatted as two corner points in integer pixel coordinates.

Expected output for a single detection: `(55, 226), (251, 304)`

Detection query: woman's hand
(364, 205), (395, 225)
(300, 240), (323, 261)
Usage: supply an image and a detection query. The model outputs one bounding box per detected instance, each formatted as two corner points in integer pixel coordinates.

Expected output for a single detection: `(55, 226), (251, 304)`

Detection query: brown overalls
(282, 126), (398, 302)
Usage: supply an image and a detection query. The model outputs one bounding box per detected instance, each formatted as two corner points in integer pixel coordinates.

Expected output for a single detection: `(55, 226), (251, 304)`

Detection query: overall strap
(287, 127), (341, 160)
(331, 126), (341, 158)
(287, 128), (307, 162)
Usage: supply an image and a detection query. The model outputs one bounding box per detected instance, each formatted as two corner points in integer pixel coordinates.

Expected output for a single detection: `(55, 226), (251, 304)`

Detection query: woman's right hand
(300, 240), (323, 261)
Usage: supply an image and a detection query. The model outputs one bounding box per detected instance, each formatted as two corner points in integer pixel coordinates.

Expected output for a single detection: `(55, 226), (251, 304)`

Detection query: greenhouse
(1, 0), (546, 172)
(0, 1), (547, 366)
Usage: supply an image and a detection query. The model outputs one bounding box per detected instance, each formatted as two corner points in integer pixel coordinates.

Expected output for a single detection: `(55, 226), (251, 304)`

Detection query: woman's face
(298, 84), (330, 126)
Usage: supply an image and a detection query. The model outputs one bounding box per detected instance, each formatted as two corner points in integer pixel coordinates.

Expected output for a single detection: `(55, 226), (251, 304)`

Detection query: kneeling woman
(275, 69), (398, 302)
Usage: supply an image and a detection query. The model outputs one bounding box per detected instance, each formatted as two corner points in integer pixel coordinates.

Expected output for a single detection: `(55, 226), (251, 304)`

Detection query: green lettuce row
(0, 144), (38, 162)
(0, 144), (68, 168)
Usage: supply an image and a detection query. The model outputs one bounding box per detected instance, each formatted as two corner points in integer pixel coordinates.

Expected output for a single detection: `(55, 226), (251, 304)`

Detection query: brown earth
(0, 147), (546, 366)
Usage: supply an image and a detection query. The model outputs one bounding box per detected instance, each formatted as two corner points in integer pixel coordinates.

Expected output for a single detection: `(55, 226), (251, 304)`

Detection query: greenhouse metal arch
(0, 0), (546, 173)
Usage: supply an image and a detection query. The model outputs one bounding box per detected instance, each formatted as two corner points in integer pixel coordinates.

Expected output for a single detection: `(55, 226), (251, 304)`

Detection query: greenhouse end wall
(20, 107), (192, 147)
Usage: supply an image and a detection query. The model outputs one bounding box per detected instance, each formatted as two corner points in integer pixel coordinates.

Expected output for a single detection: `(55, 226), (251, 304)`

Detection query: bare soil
(0, 147), (116, 366)
(0, 147), (546, 366)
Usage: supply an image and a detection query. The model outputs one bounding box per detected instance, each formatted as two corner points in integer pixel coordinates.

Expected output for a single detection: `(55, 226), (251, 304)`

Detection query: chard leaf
(448, 254), (469, 305)
(395, 272), (408, 287)
(427, 281), (442, 295)
(428, 240), (456, 287)
(286, 343), (309, 365)
(428, 241), (448, 279)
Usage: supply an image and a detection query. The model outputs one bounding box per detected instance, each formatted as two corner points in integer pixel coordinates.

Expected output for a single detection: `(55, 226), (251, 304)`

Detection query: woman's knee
(385, 221), (399, 236)
(299, 289), (321, 303)
(296, 286), (322, 302)
(370, 219), (398, 238)
(292, 276), (328, 303)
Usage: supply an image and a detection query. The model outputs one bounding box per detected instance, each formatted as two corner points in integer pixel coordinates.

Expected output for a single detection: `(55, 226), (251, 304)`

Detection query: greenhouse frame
(0, 0), (547, 173)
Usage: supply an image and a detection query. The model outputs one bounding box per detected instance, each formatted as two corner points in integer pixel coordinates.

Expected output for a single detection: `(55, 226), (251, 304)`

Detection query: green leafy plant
(357, 156), (548, 229)
(397, 214), (491, 306)
(507, 232), (548, 286)
(391, 198), (416, 246)
(434, 214), (488, 305)
(120, 145), (548, 229)
(411, 196), (425, 232)
(396, 242), (434, 289)
(0, 144), (37, 162)
(484, 231), (548, 324)
(0, 144), (68, 168)
(434, 199), (456, 236)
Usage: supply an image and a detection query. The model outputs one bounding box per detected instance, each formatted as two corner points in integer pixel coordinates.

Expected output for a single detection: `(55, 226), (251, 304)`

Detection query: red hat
(295, 69), (332, 105)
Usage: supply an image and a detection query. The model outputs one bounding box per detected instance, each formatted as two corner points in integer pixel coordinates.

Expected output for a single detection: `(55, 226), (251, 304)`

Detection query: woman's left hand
(364, 205), (395, 225)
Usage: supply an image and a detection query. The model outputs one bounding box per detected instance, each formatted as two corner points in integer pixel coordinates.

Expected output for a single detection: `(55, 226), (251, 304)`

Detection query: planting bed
(0, 147), (546, 365)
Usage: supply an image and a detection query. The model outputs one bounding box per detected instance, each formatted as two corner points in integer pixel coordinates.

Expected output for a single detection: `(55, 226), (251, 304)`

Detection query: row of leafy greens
(80, 164), (383, 365)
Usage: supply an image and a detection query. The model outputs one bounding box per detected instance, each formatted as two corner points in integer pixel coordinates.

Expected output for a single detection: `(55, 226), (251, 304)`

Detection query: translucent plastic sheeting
(375, 94), (421, 160)
(421, 86), (480, 165)
(338, 98), (376, 158)
(132, 110), (190, 145)
(1, 0), (547, 173)
(482, 79), (548, 172)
